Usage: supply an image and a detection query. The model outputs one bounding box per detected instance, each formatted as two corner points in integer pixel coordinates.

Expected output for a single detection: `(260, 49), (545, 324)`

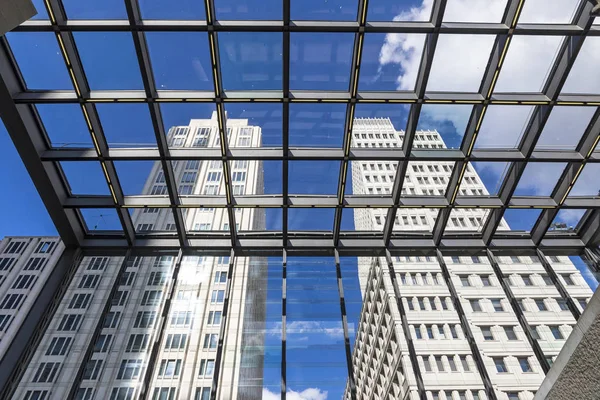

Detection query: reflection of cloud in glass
(263, 387), (328, 400)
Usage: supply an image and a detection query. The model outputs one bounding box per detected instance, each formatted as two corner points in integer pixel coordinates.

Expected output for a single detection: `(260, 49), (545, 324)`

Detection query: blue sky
(2, 1), (600, 398)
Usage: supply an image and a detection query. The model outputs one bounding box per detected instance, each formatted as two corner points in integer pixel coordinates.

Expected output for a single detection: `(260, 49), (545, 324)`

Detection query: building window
(109, 388), (135, 400)
(58, 314), (83, 331)
(203, 334), (218, 349)
(542, 275), (553, 285)
(214, 271), (227, 283)
(535, 299), (547, 311)
(550, 325), (564, 339)
(562, 274), (574, 285)
(134, 311), (156, 328)
(578, 298), (588, 309)
(148, 271), (168, 286)
(491, 298), (503, 312)
(0, 257), (16, 271)
(137, 224), (154, 232)
(451, 256), (461, 264)
(103, 311), (121, 329)
(126, 334), (150, 353)
(117, 359), (143, 380)
(504, 326), (518, 341)
(460, 275), (470, 286)
(460, 356), (470, 371)
(469, 299), (482, 312)
(79, 274), (100, 289)
(195, 388), (211, 400)
(0, 293), (24, 310)
(3, 241), (25, 254)
(82, 359), (103, 380)
(165, 334), (187, 350)
(152, 388), (176, 400)
(494, 357), (508, 373)
(12, 274), (37, 289)
(32, 362), (61, 383)
(35, 241), (54, 254)
(46, 337), (72, 356)
(141, 290), (162, 306)
(510, 256), (520, 263)
(471, 256), (481, 264)
(450, 325), (458, 339)
(170, 311), (193, 327)
(481, 275), (491, 286)
(448, 356), (457, 371)
(519, 357), (532, 372)
(423, 357), (432, 372)
(207, 311), (222, 325)
(198, 359), (215, 377)
(557, 298), (569, 311)
(506, 393), (520, 400)
(549, 256), (560, 263)
(211, 290), (225, 303)
(414, 326), (422, 339)
(69, 293), (92, 309)
(158, 359), (182, 377)
(426, 325), (434, 339)
(435, 356), (444, 372)
(75, 388), (94, 400)
(481, 326), (494, 340)
(522, 275), (533, 286)
(93, 334), (112, 353)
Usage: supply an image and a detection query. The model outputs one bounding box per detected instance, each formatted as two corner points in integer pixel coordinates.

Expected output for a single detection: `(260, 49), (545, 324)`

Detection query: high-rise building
(8, 113), (266, 400)
(345, 118), (594, 400)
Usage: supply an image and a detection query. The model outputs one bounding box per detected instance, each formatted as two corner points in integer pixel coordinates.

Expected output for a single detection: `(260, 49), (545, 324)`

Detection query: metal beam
(335, 250), (357, 400)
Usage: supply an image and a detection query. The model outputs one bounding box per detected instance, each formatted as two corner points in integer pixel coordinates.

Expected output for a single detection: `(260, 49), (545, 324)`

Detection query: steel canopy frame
(0, 0), (599, 252)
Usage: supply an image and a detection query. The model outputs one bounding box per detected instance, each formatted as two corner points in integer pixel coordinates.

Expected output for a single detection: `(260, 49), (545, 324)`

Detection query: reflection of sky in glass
(80, 208), (122, 231)
(503, 209), (542, 232)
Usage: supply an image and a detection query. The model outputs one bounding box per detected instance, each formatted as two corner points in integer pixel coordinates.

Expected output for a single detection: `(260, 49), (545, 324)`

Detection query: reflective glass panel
(80, 208), (122, 231)
(551, 209), (585, 232)
(288, 161), (340, 195)
(62, 0), (127, 19)
(416, 105), (473, 149)
(291, 0), (358, 20)
(563, 37), (600, 94)
(502, 209), (542, 232)
(139, 0), (206, 19)
(288, 208), (335, 231)
(215, 0), (281, 20)
(114, 161), (165, 196)
(36, 104), (91, 147)
(60, 161), (109, 195)
(519, 0), (580, 23)
(465, 162), (510, 196)
(289, 103), (346, 148)
(444, 208), (491, 233)
(570, 164), (600, 196)
(130, 208), (176, 233)
(224, 103), (282, 147)
(97, 103), (158, 148)
(395, 208), (439, 233)
(513, 162), (566, 196)
(535, 107), (595, 150)
(475, 105), (534, 149)
(443, 0), (507, 22)
(367, 0), (432, 21)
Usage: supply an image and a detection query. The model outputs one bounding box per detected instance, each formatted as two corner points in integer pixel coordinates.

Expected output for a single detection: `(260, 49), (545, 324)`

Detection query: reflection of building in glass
(345, 118), (594, 400)
(11, 113), (266, 400)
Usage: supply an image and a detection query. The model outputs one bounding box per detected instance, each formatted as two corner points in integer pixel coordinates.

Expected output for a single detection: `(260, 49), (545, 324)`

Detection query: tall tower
(345, 118), (594, 400)
(12, 113), (266, 400)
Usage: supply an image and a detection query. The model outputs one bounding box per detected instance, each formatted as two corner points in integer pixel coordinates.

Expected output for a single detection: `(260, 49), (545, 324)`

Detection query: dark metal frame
(1, 0), (600, 252)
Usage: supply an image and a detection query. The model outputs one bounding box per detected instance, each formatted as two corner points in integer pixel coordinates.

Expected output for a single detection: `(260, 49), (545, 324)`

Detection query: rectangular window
(103, 311), (120, 329)
(0, 257), (16, 271)
(491, 298), (503, 312)
(550, 326), (564, 339)
(214, 271), (227, 283)
(88, 257), (108, 271)
(58, 314), (83, 331)
(69, 293), (92, 309)
(450, 325), (458, 339)
(158, 359), (182, 377)
(460, 356), (470, 371)
(562, 274), (575, 285)
(170, 311), (193, 327)
(522, 275), (533, 286)
(141, 290), (162, 306)
(435, 356), (444, 372)
(4, 241), (25, 254)
(35, 241), (54, 254)
(494, 358), (508, 373)
(111, 290), (128, 307)
(198, 359), (215, 377)
(469, 299), (482, 312)
(448, 356), (457, 371)
(535, 299), (547, 311)
(11, 274), (37, 289)
(426, 325), (434, 339)
(423, 357), (432, 372)
(79, 274), (100, 289)
(542, 275), (553, 285)
(557, 298), (569, 311)
(438, 326), (445, 339)
(414, 326), (422, 339)
(0, 293), (24, 310)
(75, 388), (94, 400)
(93, 334), (112, 353)
(211, 290), (225, 303)
(504, 326), (518, 340)
(471, 256), (481, 264)
(148, 271), (168, 286)
(23, 391), (49, 400)
(126, 334), (150, 353)
(207, 311), (222, 326)
(46, 337), (72, 356)
(185, 160), (200, 170)
(152, 388), (176, 400)
(165, 333), (188, 350)
(82, 359), (103, 380)
(519, 357), (532, 372)
(117, 359), (143, 380)
(109, 388), (135, 400)
(203, 334), (218, 349)
(481, 326), (494, 340)
(32, 362), (61, 383)
(459, 275), (470, 286)
(481, 275), (491, 286)
(134, 311), (156, 328)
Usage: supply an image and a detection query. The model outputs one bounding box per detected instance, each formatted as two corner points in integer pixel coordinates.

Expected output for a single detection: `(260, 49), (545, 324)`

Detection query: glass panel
(502, 209), (542, 232)
(427, 34), (496, 92)
(184, 208), (227, 233)
(570, 163), (600, 196)
(475, 105), (534, 149)
(519, 0), (580, 23)
(146, 32), (213, 90)
(565, 255), (599, 292)
(352, 103), (408, 149)
(464, 162), (510, 196)
(62, 0), (127, 19)
(36, 104), (91, 147)
(288, 161), (340, 195)
(228, 256), (282, 398)
(443, 0), (508, 22)
(289, 103), (346, 148)
(80, 208), (122, 231)
(30, 0), (49, 19)
(60, 161), (109, 195)
(262, 160), (283, 195)
(286, 258), (347, 399)
(340, 207), (357, 231)
(139, 0), (206, 20)
(234, 208), (282, 232)
(395, 208), (439, 233)
(405, 161), (453, 197)
(291, 0), (358, 21)
(367, 0), (433, 21)
(113, 161), (165, 196)
(224, 103), (282, 147)
(290, 32), (354, 91)
(513, 162), (566, 196)
(494, 36), (563, 93)
(131, 208), (176, 233)
(347, 207), (390, 232)
(359, 33), (426, 91)
(288, 208), (335, 231)
(347, 159), (399, 197)
(74, 32), (143, 90)
(159, 103), (217, 150)
(218, 32), (282, 91)
(416, 105), (473, 149)
(563, 37), (600, 94)
(96, 103), (157, 148)
(535, 107), (595, 150)
(215, 0), (281, 20)
(550, 209), (585, 232)
(339, 257), (363, 353)
(6, 33), (72, 90)
(445, 208), (491, 233)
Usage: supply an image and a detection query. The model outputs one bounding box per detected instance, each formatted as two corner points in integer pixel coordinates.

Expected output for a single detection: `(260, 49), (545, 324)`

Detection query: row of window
(479, 325), (567, 341)
(24, 388), (209, 400)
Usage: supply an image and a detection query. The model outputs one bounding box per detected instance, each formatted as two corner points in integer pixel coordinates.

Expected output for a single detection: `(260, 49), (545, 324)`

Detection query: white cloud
(263, 387), (328, 400)
(266, 320), (353, 340)
(377, 0), (600, 195)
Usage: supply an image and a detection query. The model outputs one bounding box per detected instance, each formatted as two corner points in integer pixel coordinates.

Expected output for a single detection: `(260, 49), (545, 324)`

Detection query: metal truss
(0, 0), (599, 251)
